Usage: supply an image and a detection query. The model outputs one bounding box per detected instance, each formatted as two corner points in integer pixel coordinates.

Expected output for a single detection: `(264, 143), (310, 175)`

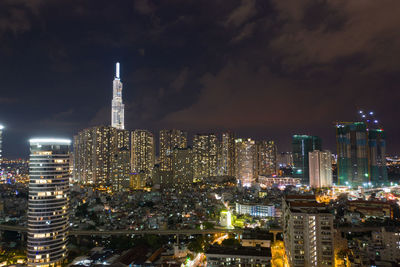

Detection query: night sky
(1, 0), (400, 158)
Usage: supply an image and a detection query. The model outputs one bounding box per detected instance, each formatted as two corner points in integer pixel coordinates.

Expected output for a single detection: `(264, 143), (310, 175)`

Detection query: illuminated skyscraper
(27, 138), (70, 267)
(292, 135), (321, 184)
(111, 62), (125, 130)
(73, 126), (130, 186)
(219, 132), (236, 176)
(193, 133), (218, 180)
(336, 122), (387, 186)
(131, 130), (155, 174)
(235, 138), (256, 186)
(309, 150), (332, 188)
(0, 124), (3, 166)
(159, 129), (187, 171)
(256, 140), (277, 176)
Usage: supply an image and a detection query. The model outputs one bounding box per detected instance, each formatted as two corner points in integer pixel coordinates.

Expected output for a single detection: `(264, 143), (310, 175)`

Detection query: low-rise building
(235, 202), (275, 217)
(206, 245), (272, 267)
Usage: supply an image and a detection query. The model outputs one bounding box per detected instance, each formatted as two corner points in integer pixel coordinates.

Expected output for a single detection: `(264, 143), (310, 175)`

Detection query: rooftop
(206, 245), (272, 257)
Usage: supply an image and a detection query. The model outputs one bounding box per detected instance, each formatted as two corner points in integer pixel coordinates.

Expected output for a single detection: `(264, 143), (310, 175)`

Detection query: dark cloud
(0, 0), (399, 157)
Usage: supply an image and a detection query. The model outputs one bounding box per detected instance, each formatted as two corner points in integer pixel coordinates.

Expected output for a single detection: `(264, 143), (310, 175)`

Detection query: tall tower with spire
(111, 62), (125, 129)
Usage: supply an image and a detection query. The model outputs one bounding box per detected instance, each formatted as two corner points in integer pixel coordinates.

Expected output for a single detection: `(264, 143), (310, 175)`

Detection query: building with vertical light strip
(111, 62), (125, 130)
(159, 129), (187, 171)
(27, 138), (71, 267)
(309, 150), (332, 188)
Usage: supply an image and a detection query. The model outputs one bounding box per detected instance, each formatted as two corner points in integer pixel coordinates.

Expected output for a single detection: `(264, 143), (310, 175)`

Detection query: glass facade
(292, 135), (321, 184)
(337, 122), (388, 186)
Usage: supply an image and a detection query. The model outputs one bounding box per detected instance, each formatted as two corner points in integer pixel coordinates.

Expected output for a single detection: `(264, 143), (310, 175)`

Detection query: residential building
(205, 246), (272, 267)
(277, 152), (293, 167)
(172, 147), (193, 187)
(193, 133), (218, 181)
(73, 126), (130, 186)
(27, 138), (71, 267)
(111, 147), (131, 192)
(159, 129), (187, 171)
(235, 138), (256, 186)
(309, 150), (332, 188)
(131, 130), (155, 174)
(283, 195), (334, 267)
(219, 132), (236, 176)
(256, 140), (277, 176)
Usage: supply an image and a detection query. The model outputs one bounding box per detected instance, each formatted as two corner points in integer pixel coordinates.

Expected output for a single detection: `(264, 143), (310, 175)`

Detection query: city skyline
(1, 1), (400, 158)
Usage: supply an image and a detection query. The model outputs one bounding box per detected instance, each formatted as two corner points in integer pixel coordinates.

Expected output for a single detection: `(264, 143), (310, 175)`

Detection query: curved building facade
(27, 138), (70, 267)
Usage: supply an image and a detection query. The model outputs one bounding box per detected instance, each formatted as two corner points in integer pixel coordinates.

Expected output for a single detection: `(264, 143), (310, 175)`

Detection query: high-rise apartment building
(131, 130), (155, 174)
(277, 152), (293, 167)
(73, 126), (130, 186)
(256, 140), (277, 176)
(159, 129), (187, 171)
(336, 122), (387, 186)
(283, 195), (334, 267)
(219, 132), (236, 177)
(111, 147), (131, 192)
(309, 150), (332, 188)
(292, 135), (321, 184)
(0, 124), (3, 166)
(172, 147), (193, 187)
(27, 138), (71, 267)
(235, 138), (256, 187)
(193, 133), (218, 180)
(111, 62), (125, 130)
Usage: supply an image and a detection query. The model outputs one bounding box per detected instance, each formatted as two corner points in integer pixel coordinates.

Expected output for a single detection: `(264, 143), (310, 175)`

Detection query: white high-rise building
(283, 195), (334, 267)
(27, 138), (71, 267)
(309, 150), (332, 188)
(111, 62), (125, 130)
